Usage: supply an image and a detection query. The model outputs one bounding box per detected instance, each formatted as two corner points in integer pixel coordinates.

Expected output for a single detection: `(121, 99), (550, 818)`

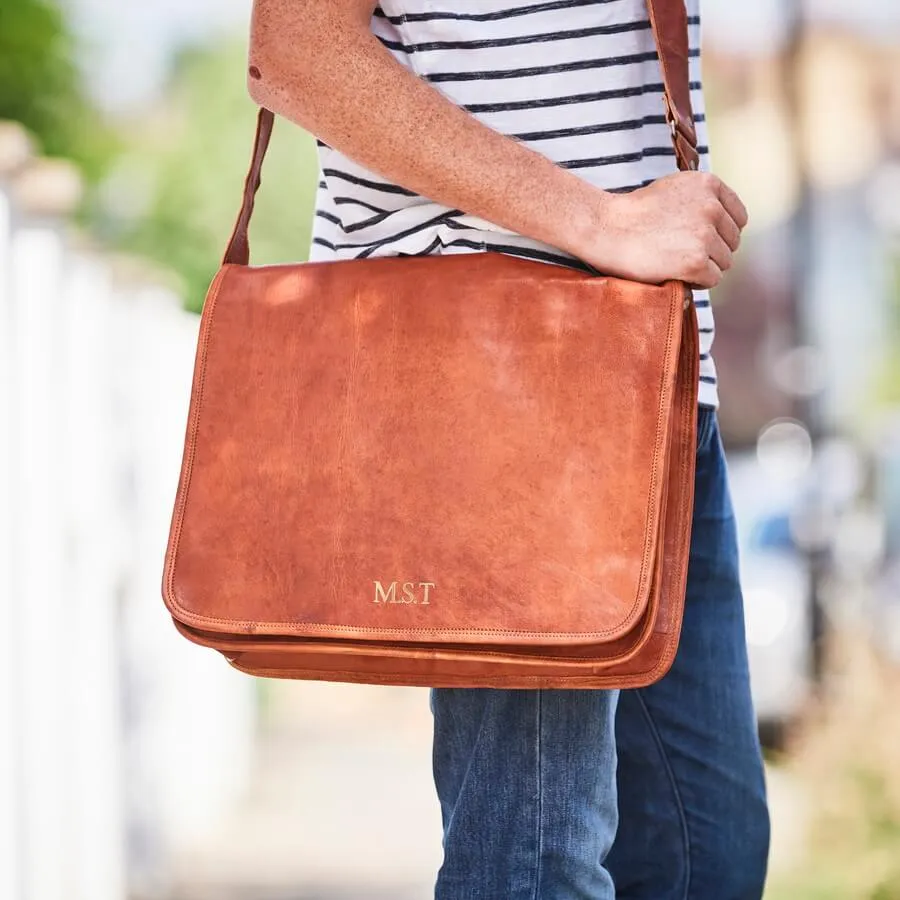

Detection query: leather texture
(161, 0), (702, 688)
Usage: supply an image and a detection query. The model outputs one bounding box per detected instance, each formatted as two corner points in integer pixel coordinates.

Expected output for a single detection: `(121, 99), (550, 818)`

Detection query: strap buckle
(663, 98), (699, 172)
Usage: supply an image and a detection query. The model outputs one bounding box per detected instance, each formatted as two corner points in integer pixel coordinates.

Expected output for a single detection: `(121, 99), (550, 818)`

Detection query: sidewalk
(171, 680), (443, 899)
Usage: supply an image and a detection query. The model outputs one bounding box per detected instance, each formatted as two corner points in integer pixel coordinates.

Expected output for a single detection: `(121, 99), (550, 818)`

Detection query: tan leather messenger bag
(162, 0), (702, 689)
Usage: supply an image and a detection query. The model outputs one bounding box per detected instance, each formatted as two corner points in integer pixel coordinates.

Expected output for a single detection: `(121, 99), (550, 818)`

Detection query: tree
(106, 40), (319, 312)
(0, 0), (114, 180)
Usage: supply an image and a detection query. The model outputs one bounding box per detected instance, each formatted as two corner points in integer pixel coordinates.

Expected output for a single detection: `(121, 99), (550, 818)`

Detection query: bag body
(161, 0), (704, 688)
(163, 254), (697, 687)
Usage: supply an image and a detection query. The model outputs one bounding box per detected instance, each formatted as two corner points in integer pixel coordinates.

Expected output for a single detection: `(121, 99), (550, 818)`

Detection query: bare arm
(248, 0), (747, 287)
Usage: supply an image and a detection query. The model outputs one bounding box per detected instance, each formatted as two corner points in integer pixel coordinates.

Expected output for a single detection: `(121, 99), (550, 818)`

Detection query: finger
(715, 180), (749, 230)
(715, 207), (742, 252)
(688, 258), (723, 291)
(707, 233), (734, 274)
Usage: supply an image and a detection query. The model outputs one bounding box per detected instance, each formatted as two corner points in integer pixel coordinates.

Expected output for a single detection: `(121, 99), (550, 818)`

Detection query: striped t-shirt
(310, 0), (718, 406)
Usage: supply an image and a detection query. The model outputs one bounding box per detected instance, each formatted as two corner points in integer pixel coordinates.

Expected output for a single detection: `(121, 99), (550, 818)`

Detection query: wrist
(560, 187), (620, 268)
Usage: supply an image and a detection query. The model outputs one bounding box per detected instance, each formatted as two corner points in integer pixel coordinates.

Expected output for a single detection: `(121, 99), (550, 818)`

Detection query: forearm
(247, 2), (607, 261)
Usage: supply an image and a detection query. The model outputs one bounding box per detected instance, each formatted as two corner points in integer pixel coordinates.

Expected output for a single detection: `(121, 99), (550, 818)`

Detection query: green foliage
(0, 0), (116, 179)
(1, 0), (317, 313)
(106, 40), (319, 313)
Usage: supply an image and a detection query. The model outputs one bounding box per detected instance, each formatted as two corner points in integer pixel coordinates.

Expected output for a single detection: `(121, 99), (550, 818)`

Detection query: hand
(578, 172), (749, 289)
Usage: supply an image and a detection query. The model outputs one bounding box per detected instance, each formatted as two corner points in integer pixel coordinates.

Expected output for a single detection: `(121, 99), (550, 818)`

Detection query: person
(246, 1), (770, 897)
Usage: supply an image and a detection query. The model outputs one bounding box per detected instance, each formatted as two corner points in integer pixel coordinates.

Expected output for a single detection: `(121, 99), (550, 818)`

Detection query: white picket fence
(0, 126), (256, 900)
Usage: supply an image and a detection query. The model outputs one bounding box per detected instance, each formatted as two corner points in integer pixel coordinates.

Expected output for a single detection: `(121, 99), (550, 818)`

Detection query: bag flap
(163, 253), (686, 647)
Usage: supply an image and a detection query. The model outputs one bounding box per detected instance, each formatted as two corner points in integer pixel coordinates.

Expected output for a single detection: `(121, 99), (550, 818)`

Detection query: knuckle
(704, 198), (721, 219)
(688, 249), (709, 274)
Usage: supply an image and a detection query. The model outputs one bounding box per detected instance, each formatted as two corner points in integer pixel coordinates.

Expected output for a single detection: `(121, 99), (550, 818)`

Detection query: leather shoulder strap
(645, 0), (699, 173)
(223, 0), (698, 266)
(223, 105), (275, 267)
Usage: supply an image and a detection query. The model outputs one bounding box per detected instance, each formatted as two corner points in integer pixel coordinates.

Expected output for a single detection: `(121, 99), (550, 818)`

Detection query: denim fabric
(431, 407), (770, 899)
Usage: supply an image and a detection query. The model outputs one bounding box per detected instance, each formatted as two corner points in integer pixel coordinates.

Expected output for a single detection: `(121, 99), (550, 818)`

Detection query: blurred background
(1, 0), (899, 898)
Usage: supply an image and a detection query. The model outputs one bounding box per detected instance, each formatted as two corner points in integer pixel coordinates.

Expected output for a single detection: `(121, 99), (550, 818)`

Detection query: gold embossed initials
(373, 581), (434, 605)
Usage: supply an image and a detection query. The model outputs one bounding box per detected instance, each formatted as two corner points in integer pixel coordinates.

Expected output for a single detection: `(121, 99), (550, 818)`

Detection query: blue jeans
(431, 407), (770, 899)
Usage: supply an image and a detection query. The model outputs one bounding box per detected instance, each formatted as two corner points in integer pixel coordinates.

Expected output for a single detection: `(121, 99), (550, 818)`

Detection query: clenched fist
(580, 171), (749, 289)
